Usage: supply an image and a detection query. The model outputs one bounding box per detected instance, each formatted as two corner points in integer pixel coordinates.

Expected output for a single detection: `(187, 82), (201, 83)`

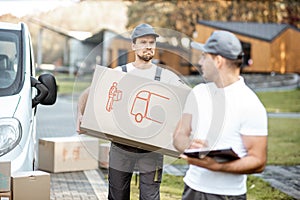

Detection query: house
(106, 35), (192, 75)
(30, 18), (195, 76)
(194, 20), (300, 74)
(69, 29), (193, 76)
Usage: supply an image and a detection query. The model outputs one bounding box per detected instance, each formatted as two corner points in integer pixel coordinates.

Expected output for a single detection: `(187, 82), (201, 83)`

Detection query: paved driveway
(36, 95), (108, 200)
(36, 95), (77, 138)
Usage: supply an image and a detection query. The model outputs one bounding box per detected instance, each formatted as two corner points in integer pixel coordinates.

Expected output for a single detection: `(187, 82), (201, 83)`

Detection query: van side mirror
(31, 73), (57, 108)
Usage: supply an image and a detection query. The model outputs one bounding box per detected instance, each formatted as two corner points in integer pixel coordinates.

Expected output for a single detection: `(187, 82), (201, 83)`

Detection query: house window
(117, 49), (128, 66)
(241, 41), (251, 67)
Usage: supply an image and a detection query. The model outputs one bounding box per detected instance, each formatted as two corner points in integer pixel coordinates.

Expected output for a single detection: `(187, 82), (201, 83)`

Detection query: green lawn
(256, 89), (300, 112)
(55, 74), (299, 199)
(129, 173), (294, 200)
(267, 118), (300, 165)
(55, 75), (91, 95)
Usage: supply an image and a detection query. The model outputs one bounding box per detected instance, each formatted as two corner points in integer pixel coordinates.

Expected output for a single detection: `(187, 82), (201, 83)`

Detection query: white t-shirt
(115, 63), (185, 87)
(183, 77), (268, 195)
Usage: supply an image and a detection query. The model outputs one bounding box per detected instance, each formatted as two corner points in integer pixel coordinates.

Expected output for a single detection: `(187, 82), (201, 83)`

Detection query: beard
(137, 53), (154, 62)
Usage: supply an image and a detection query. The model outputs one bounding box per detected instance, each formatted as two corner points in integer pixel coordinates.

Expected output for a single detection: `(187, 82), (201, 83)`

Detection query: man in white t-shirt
(173, 30), (268, 199)
(77, 24), (186, 200)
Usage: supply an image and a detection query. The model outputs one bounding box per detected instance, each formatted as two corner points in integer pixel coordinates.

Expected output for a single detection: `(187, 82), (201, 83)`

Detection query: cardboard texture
(38, 136), (99, 173)
(0, 192), (11, 200)
(99, 142), (111, 169)
(81, 66), (191, 157)
(0, 162), (10, 192)
(11, 171), (50, 200)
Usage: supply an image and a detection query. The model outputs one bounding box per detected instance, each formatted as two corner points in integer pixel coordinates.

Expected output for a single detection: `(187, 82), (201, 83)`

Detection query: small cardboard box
(11, 171), (50, 200)
(0, 191), (11, 200)
(38, 136), (99, 173)
(81, 66), (191, 157)
(0, 161), (10, 192)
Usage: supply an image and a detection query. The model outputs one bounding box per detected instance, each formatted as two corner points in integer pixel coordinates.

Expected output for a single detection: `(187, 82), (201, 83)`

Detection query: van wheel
(135, 113), (143, 123)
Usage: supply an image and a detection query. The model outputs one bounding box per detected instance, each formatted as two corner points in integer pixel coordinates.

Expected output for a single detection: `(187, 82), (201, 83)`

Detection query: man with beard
(76, 24), (186, 200)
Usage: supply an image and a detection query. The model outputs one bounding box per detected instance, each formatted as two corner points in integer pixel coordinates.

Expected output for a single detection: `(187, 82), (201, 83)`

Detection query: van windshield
(0, 30), (22, 96)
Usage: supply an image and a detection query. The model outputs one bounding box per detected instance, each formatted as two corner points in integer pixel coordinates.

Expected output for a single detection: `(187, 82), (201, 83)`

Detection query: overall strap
(121, 64), (127, 72)
(154, 66), (162, 81)
(121, 64), (161, 81)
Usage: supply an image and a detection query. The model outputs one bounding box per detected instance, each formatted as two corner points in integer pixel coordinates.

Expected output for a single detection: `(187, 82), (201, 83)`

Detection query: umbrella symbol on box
(130, 90), (170, 124)
(106, 82), (122, 112)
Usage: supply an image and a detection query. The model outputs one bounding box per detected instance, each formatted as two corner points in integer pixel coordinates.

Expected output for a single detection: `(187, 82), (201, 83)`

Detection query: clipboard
(183, 147), (240, 162)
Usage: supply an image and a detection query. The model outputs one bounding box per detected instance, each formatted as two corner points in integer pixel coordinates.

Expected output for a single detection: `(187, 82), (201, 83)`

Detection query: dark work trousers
(108, 142), (163, 200)
(182, 184), (247, 200)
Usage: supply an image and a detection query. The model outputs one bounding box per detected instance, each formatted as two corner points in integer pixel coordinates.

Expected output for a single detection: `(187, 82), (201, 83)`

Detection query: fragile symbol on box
(62, 146), (81, 162)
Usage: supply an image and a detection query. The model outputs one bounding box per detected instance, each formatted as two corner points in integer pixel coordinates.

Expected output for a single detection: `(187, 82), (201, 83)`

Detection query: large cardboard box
(11, 171), (50, 200)
(38, 136), (99, 173)
(81, 66), (191, 157)
(0, 192), (11, 200)
(0, 161), (10, 192)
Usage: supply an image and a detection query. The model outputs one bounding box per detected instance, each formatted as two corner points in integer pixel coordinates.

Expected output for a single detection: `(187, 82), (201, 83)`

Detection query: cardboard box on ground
(1, 162), (50, 200)
(81, 66), (191, 157)
(11, 171), (50, 200)
(0, 191), (11, 200)
(0, 161), (10, 193)
(38, 136), (99, 173)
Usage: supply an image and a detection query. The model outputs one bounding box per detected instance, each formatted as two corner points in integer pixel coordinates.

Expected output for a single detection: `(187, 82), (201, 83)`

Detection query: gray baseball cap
(191, 30), (242, 60)
(131, 23), (159, 41)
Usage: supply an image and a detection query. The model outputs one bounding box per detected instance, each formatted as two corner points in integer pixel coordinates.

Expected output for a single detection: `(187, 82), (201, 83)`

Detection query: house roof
(28, 18), (93, 41)
(84, 29), (109, 44)
(198, 20), (295, 42)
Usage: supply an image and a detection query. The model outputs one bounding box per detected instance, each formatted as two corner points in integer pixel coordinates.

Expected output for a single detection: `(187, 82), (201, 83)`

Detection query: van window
(0, 30), (22, 96)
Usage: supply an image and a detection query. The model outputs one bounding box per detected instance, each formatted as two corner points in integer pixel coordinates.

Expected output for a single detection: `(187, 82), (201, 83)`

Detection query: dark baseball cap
(191, 30), (242, 60)
(131, 23), (159, 40)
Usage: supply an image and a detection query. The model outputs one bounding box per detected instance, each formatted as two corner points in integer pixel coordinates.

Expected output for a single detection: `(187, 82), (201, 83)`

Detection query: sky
(0, 0), (78, 18)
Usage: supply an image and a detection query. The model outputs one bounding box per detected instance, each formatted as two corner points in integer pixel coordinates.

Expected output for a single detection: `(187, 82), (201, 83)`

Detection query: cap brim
(147, 33), (159, 38)
(132, 33), (159, 40)
(191, 41), (205, 52)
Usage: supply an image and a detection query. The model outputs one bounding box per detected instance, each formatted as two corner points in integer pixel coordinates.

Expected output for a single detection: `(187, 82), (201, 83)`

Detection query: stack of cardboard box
(1, 136), (99, 200)
(0, 162), (50, 200)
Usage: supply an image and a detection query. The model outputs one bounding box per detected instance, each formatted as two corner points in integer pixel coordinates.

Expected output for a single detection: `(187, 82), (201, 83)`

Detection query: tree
(126, 0), (300, 38)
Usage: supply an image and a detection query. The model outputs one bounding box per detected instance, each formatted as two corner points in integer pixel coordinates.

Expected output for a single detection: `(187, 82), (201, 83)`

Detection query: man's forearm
(77, 87), (90, 115)
(173, 114), (193, 153)
(217, 155), (267, 174)
(173, 131), (191, 153)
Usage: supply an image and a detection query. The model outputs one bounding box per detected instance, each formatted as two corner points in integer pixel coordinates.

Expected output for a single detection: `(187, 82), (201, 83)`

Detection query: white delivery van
(0, 22), (57, 172)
